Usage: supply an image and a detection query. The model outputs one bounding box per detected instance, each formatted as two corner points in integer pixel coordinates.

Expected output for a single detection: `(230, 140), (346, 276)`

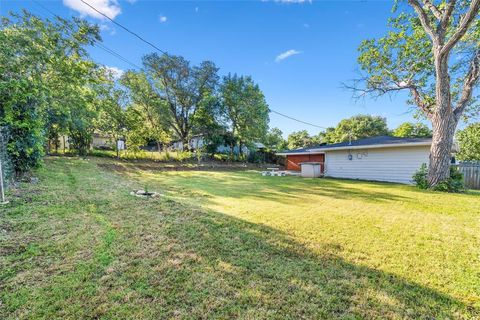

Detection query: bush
(432, 166), (464, 193)
(412, 163), (429, 189)
(213, 153), (229, 162)
(412, 163), (464, 192)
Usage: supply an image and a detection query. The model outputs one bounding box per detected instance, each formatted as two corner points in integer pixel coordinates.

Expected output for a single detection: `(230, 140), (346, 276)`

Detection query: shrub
(412, 163), (429, 189)
(432, 166), (464, 193)
(412, 163), (464, 192)
(213, 153), (229, 162)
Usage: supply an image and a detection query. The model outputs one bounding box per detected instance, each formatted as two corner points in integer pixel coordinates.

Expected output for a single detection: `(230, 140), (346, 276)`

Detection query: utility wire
(79, 0), (169, 56)
(34, 0), (327, 131)
(93, 42), (142, 69)
(269, 109), (328, 130)
(33, 0), (142, 70)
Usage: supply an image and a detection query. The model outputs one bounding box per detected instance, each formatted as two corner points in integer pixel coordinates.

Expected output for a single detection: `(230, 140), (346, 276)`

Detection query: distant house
(50, 132), (124, 152)
(277, 136), (455, 184)
(171, 135), (264, 155)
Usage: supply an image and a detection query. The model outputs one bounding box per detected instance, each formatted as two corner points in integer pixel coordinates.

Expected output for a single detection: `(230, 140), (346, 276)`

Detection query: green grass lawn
(1, 157), (479, 319)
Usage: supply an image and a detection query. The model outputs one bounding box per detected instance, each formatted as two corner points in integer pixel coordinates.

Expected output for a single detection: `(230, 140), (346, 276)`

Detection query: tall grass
(88, 149), (195, 162)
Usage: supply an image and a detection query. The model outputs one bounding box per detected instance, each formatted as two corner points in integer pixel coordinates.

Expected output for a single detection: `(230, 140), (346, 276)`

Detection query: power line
(93, 42), (142, 69)
(79, 0), (169, 56)
(34, 0), (327, 131)
(269, 109), (328, 130)
(33, 0), (142, 70)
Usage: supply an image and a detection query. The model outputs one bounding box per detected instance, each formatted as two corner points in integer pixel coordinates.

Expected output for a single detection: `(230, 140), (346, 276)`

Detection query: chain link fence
(0, 126), (13, 189)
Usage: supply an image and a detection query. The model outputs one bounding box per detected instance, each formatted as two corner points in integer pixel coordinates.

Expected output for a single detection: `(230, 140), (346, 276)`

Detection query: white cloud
(63, 0), (121, 20)
(275, 49), (301, 62)
(159, 15), (168, 23)
(100, 23), (116, 35)
(105, 66), (124, 79)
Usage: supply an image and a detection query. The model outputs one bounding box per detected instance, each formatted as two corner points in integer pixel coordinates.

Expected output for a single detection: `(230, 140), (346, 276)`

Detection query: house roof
(276, 136), (432, 155)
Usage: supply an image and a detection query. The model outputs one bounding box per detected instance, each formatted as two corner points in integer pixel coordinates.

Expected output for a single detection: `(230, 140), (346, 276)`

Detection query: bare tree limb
(345, 76), (434, 119)
(441, 0), (480, 56)
(408, 85), (433, 119)
(408, 0), (438, 44)
(441, 0), (456, 30)
(423, 0), (442, 20)
(454, 49), (480, 119)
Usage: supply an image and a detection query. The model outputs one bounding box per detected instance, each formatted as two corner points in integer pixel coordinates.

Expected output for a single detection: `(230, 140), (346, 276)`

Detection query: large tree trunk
(182, 136), (189, 152)
(428, 113), (457, 186)
(427, 53), (457, 186)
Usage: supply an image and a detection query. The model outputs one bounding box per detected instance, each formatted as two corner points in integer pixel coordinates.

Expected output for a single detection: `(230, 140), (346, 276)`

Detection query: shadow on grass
(133, 197), (475, 319)
(126, 167), (412, 204)
(2, 157), (476, 319)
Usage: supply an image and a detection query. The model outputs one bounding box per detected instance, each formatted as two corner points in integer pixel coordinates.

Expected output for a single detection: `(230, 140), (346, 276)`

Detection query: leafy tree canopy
(392, 122), (432, 138)
(287, 130), (315, 149)
(142, 53), (219, 145)
(456, 123), (480, 161)
(220, 74), (270, 155)
(322, 115), (389, 143)
(263, 127), (287, 151)
(353, 0), (480, 186)
(0, 11), (101, 171)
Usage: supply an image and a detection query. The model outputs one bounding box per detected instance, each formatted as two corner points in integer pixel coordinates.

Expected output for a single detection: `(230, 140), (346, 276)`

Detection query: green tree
(220, 74), (269, 158)
(97, 74), (128, 158)
(191, 91), (225, 157)
(354, 0), (480, 187)
(0, 11), (100, 173)
(393, 122), (432, 138)
(322, 115), (389, 143)
(264, 127), (287, 151)
(287, 130), (313, 149)
(142, 53), (219, 147)
(456, 123), (480, 161)
(120, 70), (170, 152)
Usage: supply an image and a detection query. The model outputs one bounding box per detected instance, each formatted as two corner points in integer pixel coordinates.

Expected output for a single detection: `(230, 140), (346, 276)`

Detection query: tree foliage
(0, 11), (101, 172)
(354, 0), (480, 187)
(142, 53), (219, 145)
(392, 122), (432, 138)
(456, 123), (480, 161)
(220, 74), (270, 156)
(1, 11), (276, 175)
(287, 130), (315, 149)
(120, 70), (170, 151)
(264, 127), (287, 151)
(321, 115), (389, 143)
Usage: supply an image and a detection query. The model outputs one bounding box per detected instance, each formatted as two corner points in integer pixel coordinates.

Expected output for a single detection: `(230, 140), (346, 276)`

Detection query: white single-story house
(276, 136), (450, 184)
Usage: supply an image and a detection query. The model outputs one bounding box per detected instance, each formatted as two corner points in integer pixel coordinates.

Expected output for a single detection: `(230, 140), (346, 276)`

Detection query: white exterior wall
(324, 146), (430, 184)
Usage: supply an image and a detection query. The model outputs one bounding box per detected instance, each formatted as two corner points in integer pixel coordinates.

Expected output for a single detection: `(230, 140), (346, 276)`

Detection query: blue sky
(2, 0), (423, 137)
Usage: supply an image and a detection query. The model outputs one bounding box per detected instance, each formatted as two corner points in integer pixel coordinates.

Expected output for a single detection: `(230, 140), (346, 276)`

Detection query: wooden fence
(454, 162), (480, 190)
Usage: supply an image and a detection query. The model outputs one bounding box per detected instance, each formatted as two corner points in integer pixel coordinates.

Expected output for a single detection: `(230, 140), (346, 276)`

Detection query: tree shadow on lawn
(136, 170), (412, 205)
(123, 198), (475, 319)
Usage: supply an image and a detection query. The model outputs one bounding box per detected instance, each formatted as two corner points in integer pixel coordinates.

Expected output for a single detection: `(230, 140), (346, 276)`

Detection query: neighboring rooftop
(277, 136), (432, 155)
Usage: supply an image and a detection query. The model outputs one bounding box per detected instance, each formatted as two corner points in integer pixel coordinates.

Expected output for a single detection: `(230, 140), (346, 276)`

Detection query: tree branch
(422, 0), (442, 20)
(408, 0), (438, 44)
(454, 49), (480, 119)
(408, 85), (434, 119)
(441, 0), (456, 29)
(441, 0), (480, 56)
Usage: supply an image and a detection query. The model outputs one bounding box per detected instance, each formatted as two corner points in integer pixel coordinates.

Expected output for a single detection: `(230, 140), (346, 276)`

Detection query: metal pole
(0, 158), (8, 205)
